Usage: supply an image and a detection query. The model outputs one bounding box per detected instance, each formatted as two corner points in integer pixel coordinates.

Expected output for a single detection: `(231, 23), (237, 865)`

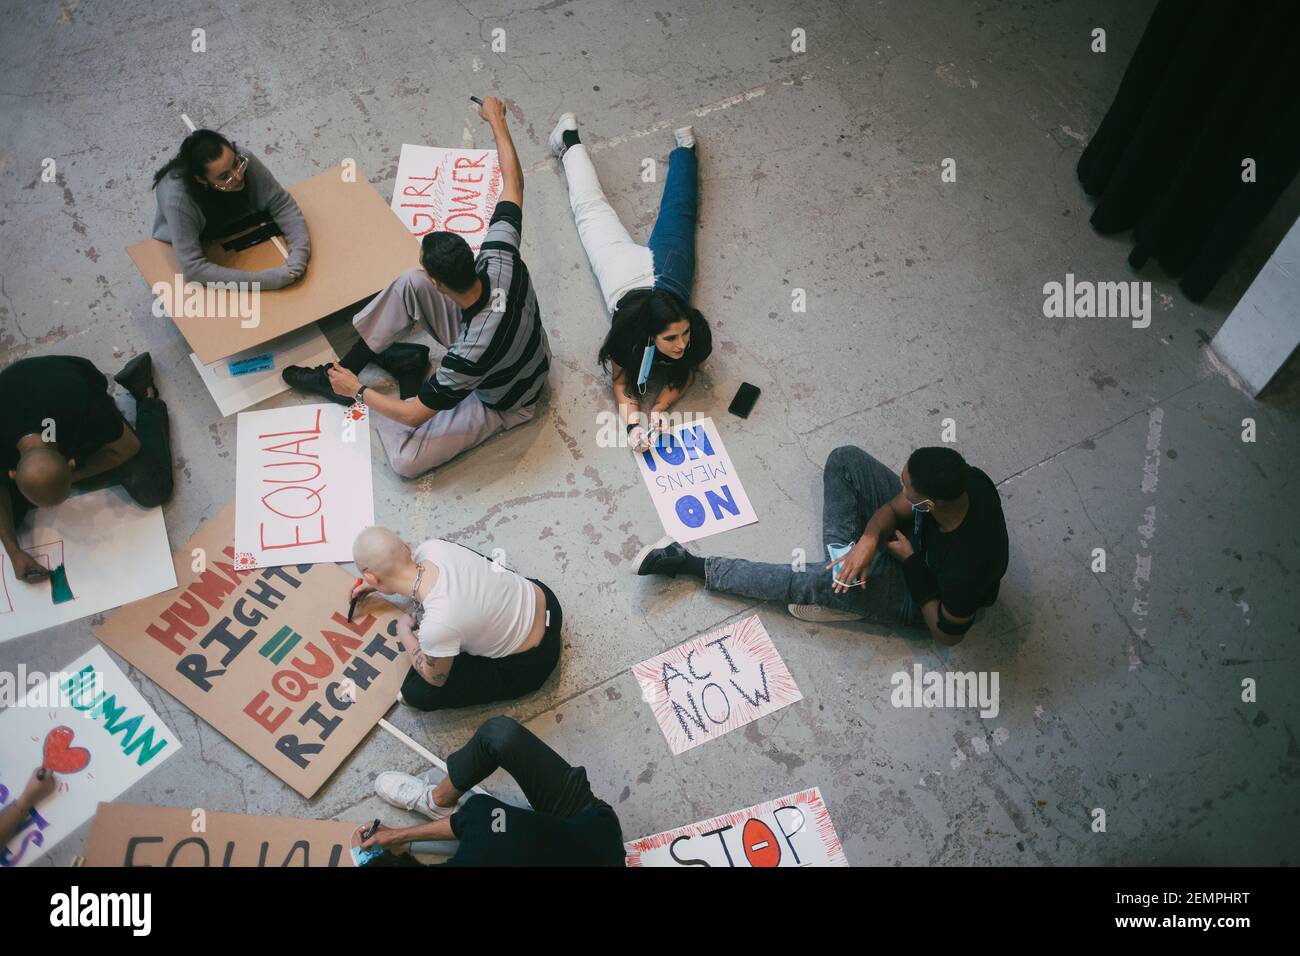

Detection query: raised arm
(479, 96), (523, 209)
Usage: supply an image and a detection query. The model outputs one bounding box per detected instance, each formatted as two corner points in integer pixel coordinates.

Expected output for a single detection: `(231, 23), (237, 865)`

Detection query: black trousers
(446, 716), (603, 818)
(400, 578), (562, 712)
(7, 395), (174, 526)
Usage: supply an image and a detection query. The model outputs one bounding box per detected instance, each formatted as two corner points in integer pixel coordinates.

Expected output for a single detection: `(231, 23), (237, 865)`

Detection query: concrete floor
(2, 0), (1297, 866)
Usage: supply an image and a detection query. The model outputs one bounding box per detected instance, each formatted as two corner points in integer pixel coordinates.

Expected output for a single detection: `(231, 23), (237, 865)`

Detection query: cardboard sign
(632, 614), (801, 755)
(234, 403), (374, 569)
(391, 145), (502, 251)
(190, 324), (338, 417)
(625, 787), (847, 867)
(0, 646), (181, 867)
(83, 803), (360, 867)
(127, 165), (420, 364)
(635, 417), (757, 544)
(0, 487), (176, 644)
(96, 505), (406, 798)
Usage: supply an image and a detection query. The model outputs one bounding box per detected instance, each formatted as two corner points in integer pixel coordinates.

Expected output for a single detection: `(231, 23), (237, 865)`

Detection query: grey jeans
(704, 446), (923, 626)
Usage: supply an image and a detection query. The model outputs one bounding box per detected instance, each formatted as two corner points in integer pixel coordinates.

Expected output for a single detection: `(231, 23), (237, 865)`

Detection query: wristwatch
(354, 385), (367, 404)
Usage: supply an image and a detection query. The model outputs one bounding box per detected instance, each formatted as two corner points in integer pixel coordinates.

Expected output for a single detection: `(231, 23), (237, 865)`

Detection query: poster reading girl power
(0, 645), (180, 867)
(634, 416), (757, 544)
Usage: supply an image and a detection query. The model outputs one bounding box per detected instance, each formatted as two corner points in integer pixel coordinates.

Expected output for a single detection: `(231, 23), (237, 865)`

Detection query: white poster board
(635, 416), (757, 543)
(632, 614), (801, 755)
(0, 645), (181, 867)
(234, 403), (374, 569)
(190, 325), (338, 417)
(390, 144), (502, 251)
(0, 487), (176, 644)
(625, 787), (847, 867)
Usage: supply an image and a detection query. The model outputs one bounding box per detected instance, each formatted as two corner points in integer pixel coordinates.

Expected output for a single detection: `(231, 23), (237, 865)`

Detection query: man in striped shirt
(294, 96), (549, 478)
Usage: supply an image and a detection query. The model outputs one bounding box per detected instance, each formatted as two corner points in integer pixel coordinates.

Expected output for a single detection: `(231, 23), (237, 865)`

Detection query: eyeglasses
(211, 154), (249, 191)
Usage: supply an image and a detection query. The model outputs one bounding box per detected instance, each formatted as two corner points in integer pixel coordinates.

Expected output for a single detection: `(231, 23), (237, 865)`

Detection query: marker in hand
(469, 96), (484, 106)
(347, 578), (363, 623)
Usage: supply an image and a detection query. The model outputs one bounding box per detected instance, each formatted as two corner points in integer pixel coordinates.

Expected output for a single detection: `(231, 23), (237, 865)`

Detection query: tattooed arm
(396, 613), (455, 686)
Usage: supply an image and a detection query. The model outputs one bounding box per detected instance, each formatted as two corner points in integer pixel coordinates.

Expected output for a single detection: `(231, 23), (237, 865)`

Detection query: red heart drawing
(43, 725), (91, 774)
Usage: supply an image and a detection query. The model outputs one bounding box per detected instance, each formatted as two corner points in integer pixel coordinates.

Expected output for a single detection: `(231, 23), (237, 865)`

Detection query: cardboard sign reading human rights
(391, 145), (502, 251)
(97, 504), (405, 798)
(83, 803), (361, 867)
(635, 416), (757, 543)
(625, 787), (847, 867)
(127, 165), (420, 364)
(632, 614), (801, 755)
(0, 646), (180, 867)
(234, 403), (374, 569)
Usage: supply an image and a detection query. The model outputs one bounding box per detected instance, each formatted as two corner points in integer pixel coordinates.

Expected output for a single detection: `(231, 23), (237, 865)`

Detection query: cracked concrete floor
(2, 0), (1297, 866)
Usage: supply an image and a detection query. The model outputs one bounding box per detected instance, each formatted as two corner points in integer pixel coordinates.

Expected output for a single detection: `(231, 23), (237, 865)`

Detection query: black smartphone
(728, 382), (760, 418)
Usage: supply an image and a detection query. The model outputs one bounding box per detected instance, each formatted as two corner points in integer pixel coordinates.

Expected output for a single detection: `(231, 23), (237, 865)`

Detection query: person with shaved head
(350, 525), (562, 711)
(1, 353), (174, 585)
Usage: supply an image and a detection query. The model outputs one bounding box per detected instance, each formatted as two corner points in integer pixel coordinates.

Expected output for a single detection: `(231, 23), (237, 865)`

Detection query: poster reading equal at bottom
(97, 504), (405, 798)
(84, 803), (361, 867)
(625, 787), (848, 867)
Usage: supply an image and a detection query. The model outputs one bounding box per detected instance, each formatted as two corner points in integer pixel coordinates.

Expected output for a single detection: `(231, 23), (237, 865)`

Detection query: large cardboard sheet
(96, 505), (406, 798)
(0, 646), (181, 867)
(632, 614), (801, 755)
(190, 324), (338, 417)
(234, 403), (374, 569)
(127, 165), (420, 364)
(635, 416), (757, 544)
(625, 787), (848, 867)
(84, 803), (359, 867)
(391, 145), (501, 251)
(0, 487), (176, 645)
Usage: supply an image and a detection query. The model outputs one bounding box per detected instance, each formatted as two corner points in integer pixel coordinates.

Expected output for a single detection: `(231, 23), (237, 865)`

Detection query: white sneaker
(673, 126), (695, 149)
(549, 112), (578, 159)
(788, 604), (864, 623)
(374, 771), (456, 820)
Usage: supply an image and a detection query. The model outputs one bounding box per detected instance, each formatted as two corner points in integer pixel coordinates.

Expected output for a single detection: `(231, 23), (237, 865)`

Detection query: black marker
(360, 818), (380, 841)
(469, 95), (483, 106)
(347, 577), (363, 622)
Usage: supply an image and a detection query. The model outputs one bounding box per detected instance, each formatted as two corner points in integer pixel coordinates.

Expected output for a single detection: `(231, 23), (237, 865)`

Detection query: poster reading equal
(97, 505), (406, 798)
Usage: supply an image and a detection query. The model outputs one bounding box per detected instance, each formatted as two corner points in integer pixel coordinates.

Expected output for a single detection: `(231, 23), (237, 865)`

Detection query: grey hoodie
(151, 150), (310, 290)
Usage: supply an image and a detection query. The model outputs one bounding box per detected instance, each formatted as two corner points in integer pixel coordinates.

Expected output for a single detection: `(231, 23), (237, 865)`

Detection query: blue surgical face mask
(910, 498), (933, 514)
(636, 337), (655, 394)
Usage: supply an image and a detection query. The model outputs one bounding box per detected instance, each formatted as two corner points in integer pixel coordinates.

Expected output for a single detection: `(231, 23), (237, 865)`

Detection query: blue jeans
(704, 446), (924, 627)
(647, 146), (698, 303)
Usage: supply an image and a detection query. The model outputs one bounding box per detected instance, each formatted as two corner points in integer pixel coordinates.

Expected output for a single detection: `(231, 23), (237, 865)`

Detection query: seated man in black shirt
(634, 445), (1009, 646)
(359, 716), (625, 867)
(1, 353), (174, 583)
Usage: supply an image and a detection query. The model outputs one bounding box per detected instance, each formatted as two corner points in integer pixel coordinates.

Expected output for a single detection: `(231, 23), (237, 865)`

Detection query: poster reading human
(634, 416), (757, 544)
(632, 614), (801, 755)
(234, 403), (374, 569)
(0, 645), (180, 867)
(625, 787), (848, 867)
(390, 145), (502, 252)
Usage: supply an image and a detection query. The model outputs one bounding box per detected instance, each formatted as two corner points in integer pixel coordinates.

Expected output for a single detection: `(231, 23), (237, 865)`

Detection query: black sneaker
(632, 536), (686, 576)
(378, 343), (430, 400)
(282, 364), (353, 406)
(114, 352), (155, 401)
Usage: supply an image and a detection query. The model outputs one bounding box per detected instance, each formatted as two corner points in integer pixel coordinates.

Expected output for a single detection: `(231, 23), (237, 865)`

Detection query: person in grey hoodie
(151, 128), (309, 290)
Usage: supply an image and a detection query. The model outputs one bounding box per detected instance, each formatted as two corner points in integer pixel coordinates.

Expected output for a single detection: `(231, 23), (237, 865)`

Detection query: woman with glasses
(150, 128), (310, 290)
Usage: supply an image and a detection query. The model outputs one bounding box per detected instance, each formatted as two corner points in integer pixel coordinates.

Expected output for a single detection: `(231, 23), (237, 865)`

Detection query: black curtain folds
(1077, 0), (1300, 302)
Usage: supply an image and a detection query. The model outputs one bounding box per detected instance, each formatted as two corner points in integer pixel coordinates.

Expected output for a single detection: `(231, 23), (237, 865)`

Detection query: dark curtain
(1077, 0), (1300, 302)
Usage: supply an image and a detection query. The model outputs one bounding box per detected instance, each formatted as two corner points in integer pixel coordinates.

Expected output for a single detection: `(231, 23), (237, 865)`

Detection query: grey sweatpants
(704, 446), (923, 626)
(353, 268), (537, 478)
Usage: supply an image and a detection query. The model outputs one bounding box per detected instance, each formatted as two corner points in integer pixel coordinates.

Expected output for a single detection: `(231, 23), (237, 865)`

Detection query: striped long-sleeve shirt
(418, 201), (551, 413)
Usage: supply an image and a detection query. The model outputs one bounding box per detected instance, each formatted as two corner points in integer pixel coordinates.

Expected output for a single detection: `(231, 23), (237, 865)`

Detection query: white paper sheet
(390, 144), (502, 251)
(0, 487), (176, 644)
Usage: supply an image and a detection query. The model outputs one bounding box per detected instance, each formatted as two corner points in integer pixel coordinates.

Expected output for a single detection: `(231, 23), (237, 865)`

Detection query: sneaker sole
(632, 535), (680, 576)
(549, 112), (577, 158)
(787, 604), (864, 624)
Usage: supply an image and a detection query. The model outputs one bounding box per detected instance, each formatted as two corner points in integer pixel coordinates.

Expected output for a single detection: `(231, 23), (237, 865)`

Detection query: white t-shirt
(412, 539), (538, 659)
